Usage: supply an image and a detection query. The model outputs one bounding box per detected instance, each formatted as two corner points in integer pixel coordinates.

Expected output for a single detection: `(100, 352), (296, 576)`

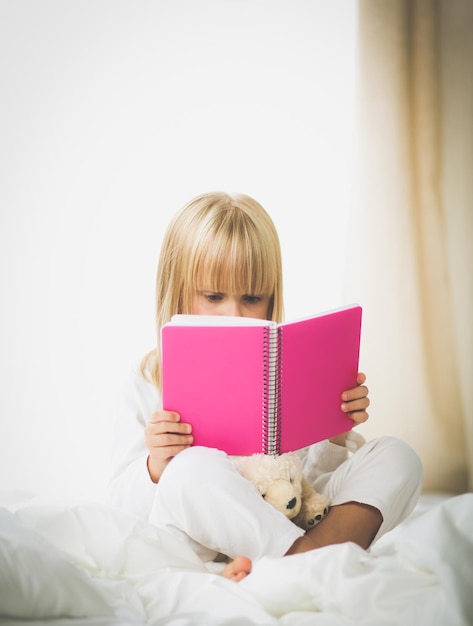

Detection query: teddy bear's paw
(304, 505), (329, 527)
(293, 493), (331, 530)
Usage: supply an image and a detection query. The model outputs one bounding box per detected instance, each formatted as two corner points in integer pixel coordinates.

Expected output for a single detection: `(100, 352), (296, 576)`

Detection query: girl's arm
(107, 369), (191, 518)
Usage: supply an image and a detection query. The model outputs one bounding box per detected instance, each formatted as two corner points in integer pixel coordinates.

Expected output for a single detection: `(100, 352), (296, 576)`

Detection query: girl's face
(191, 289), (270, 319)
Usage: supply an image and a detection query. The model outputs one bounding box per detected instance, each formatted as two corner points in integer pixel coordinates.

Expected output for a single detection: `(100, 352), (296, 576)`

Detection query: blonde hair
(141, 191), (284, 389)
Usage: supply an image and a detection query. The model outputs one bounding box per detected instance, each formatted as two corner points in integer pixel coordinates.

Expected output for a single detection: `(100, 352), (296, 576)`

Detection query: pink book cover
(161, 322), (272, 455)
(161, 305), (362, 455)
(278, 306), (361, 453)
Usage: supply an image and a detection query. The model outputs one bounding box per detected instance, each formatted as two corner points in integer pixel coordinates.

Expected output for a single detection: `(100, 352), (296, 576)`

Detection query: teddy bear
(233, 452), (330, 531)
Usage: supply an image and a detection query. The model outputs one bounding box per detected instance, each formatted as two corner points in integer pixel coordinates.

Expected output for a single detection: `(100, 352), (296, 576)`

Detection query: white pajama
(108, 367), (423, 563)
(300, 435), (424, 541)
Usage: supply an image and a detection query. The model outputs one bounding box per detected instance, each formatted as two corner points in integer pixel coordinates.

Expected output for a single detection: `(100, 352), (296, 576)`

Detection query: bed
(1, 490), (472, 626)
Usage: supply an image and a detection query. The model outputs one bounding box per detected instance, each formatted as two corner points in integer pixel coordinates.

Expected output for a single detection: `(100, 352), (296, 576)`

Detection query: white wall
(0, 0), (357, 501)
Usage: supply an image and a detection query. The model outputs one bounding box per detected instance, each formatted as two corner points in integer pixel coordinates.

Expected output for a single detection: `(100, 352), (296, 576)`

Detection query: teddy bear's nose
(286, 497), (297, 510)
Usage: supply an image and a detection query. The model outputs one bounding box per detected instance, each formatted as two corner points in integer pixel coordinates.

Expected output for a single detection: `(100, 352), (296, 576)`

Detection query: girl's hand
(330, 372), (370, 446)
(145, 410), (193, 483)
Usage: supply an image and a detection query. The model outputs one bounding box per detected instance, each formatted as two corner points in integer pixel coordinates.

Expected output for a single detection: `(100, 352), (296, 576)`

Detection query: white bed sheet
(0, 491), (471, 626)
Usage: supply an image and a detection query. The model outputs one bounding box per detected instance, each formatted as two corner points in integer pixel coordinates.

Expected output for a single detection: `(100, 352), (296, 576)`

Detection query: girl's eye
(204, 293), (223, 302)
(243, 295), (262, 304)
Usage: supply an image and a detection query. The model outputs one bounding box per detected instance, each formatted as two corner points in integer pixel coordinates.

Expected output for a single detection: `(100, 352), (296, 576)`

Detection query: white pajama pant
(149, 436), (423, 563)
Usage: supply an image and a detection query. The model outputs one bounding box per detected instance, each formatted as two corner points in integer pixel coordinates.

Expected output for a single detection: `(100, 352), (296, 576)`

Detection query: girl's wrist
(329, 433), (348, 447)
(147, 456), (161, 483)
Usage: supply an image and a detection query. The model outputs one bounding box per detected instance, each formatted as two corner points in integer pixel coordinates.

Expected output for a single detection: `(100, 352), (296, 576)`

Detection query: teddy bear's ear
(283, 453), (302, 481)
(234, 454), (268, 488)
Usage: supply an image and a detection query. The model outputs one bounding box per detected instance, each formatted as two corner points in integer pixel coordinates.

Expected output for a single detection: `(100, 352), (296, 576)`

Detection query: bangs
(195, 238), (277, 297)
(192, 208), (278, 298)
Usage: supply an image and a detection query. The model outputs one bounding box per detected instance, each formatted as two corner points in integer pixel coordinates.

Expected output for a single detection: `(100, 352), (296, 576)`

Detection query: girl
(108, 192), (423, 581)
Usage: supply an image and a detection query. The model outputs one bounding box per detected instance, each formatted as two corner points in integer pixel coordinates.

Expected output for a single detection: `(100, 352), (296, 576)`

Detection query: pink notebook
(161, 305), (362, 455)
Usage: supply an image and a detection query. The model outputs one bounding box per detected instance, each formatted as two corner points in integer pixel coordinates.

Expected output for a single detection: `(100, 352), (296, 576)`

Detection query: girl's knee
(371, 436), (423, 493)
(370, 436), (424, 536)
(167, 445), (226, 471)
(158, 446), (234, 496)
(379, 435), (422, 472)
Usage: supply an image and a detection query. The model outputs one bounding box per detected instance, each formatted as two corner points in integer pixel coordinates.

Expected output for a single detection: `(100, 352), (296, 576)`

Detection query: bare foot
(221, 556), (252, 582)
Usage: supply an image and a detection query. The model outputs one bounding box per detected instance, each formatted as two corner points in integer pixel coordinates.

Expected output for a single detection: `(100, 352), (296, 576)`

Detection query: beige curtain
(345, 0), (473, 493)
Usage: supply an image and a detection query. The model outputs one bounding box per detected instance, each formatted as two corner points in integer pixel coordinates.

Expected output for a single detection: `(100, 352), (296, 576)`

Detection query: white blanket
(0, 492), (472, 625)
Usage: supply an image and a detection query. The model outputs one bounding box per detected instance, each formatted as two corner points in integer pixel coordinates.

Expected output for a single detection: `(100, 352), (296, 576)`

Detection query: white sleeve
(106, 366), (160, 520)
(297, 431), (366, 485)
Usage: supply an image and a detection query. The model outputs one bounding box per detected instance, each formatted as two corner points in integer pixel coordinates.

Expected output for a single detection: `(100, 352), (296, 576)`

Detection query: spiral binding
(275, 327), (282, 453)
(262, 324), (280, 455)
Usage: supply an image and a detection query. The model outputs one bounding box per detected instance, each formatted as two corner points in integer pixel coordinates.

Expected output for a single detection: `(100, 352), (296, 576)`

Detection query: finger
(356, 372), (366, 385)
(349, 410), (369, 426)
(159, 444), (194, 463)
(149, 410), (181, 424)
(148, 432), (194, 448)
(342, 385), (369, 402)
(150, 419), (192, 433)
(340, 400), (369, 421)
(341, 396), (370, 413)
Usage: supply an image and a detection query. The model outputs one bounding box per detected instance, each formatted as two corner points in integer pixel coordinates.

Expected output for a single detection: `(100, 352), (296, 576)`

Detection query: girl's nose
(225, 297), (243, 317)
